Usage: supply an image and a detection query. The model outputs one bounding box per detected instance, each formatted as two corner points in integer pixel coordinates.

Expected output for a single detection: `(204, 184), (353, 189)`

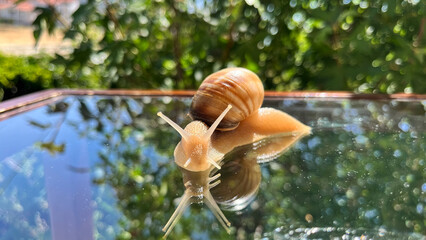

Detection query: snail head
(157, 104), (232, 170)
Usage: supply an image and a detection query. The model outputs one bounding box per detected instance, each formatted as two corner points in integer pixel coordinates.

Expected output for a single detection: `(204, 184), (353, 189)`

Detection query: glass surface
(0, 96), (424, 240)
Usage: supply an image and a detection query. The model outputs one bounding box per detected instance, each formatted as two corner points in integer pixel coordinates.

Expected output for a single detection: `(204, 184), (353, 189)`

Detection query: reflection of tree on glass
(2, 95), (423, 239)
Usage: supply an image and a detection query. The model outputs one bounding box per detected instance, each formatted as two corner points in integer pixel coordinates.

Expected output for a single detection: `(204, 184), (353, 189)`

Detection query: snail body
(169, 107), (311, 172)
(212, 107), (311, 155)
(157, 104), (232, 172)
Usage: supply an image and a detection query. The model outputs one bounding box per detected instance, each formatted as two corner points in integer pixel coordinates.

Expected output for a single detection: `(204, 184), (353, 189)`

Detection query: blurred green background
(0, 0), (425, 101)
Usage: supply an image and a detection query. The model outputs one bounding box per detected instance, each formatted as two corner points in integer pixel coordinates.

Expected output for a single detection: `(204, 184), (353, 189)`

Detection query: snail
(158, 68), (311, 171)
(157, 67), (265, 170)
(157, 67), (311, 237)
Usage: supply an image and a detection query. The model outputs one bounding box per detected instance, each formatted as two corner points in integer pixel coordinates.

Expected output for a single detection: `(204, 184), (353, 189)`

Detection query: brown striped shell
(189, 67), (264, 131)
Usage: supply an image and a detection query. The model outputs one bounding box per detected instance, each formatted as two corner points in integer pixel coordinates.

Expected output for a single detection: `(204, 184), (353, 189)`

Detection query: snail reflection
(157, 68), (311, 237)
(211, 132), (310, 212)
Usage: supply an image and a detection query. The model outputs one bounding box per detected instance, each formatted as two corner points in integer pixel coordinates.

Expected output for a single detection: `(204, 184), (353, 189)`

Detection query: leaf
(32, 6), (57, 46)
(37, 141), (65, 155)
(28, 120), (51, 129)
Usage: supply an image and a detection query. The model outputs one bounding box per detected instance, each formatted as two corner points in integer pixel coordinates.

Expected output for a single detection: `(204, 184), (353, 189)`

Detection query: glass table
(0, 90), (424, 239)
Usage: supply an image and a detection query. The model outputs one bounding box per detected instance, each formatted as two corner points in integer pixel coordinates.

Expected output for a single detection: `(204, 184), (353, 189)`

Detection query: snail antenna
(162, 191), (192, 238)
(157, 112), (189, 140)
(208, 173), (221, 183)
(208, 159), (221, 169)
(183, 158), (191, 168)
(204, 105), (232, 139)
(207, 155), (221, 169)
(204, 191), (231, 233)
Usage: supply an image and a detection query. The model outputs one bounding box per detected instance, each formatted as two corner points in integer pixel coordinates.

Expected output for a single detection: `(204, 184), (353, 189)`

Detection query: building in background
(0, 0), (79, 25)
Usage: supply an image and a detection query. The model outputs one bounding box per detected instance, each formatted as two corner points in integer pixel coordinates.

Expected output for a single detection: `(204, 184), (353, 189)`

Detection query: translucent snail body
(157, 104), (232, 172)
(212, 107), (311, 155)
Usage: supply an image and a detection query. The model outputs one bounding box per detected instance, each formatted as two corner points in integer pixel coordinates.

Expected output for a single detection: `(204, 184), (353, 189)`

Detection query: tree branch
(105, 2), (125, 40)
(170, 1), (184, 87)
(221, 21), (236, 63)
(414, 17), (425, 47)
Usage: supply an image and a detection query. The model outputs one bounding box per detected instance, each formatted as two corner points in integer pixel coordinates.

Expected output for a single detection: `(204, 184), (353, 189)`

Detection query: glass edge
(0, 89), (425, 121)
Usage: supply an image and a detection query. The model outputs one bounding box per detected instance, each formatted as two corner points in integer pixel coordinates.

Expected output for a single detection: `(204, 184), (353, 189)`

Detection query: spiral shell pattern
(189, 67), (264, 131)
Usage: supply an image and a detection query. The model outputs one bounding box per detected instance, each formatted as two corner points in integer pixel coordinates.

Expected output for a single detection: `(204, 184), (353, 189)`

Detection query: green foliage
(36, 141), (66, 155)
(31, 0), (426, 93)
(0, 53), (57, 100)
(0, 52), (105, 101)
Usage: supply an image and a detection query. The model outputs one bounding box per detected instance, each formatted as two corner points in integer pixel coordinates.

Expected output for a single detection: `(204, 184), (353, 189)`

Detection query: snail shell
(190, 67), (264, 131)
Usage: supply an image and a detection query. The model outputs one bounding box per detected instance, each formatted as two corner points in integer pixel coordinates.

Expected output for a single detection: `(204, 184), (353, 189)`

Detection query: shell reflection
(211, 132), (308, 212)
